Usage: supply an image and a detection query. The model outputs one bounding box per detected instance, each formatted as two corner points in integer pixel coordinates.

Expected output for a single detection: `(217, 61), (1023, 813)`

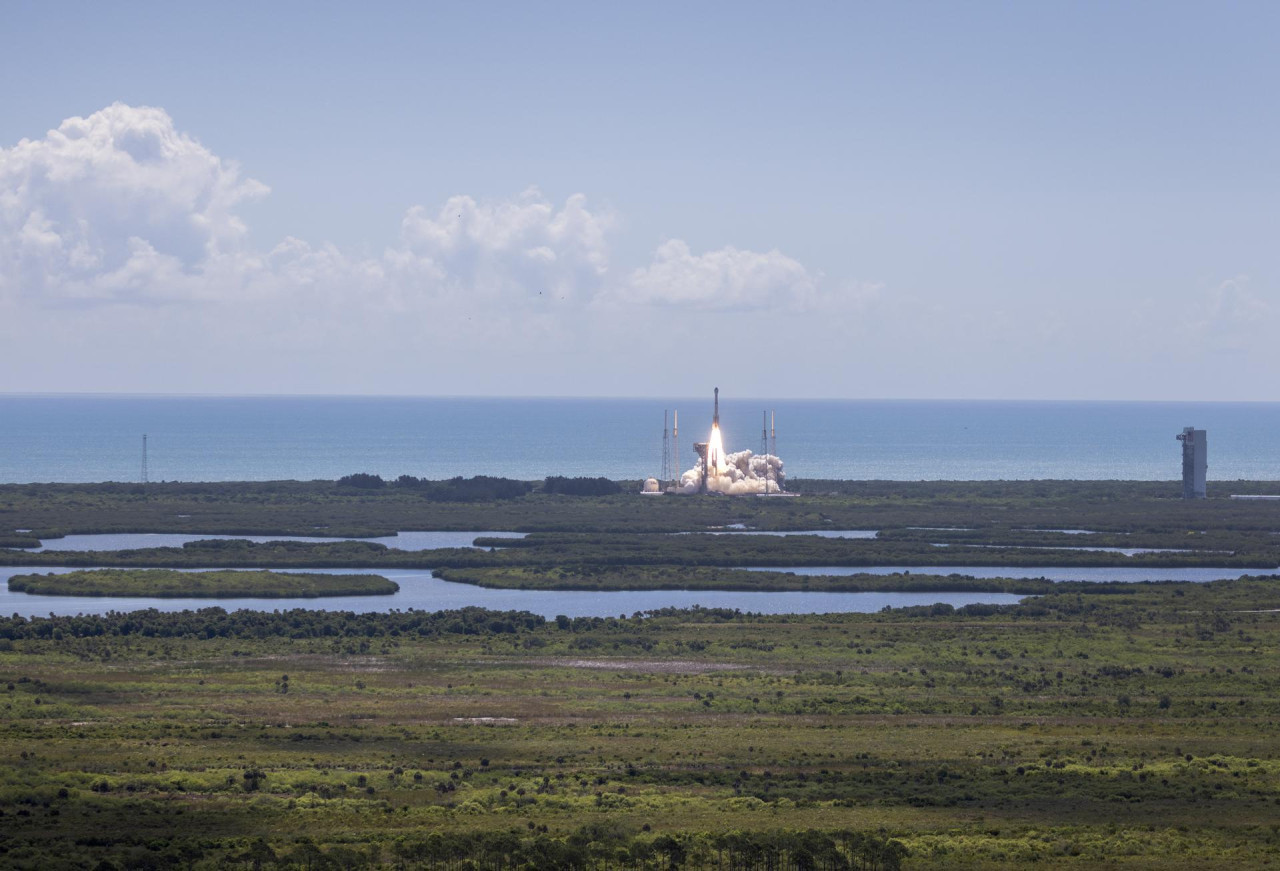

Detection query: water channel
(0, 566), (1025, 619)
(745, 565), (1275, 583)
(5, 533), (1269, 620)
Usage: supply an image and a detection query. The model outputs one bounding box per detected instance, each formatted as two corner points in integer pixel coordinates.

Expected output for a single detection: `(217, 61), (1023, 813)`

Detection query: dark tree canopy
(543, 476), (622, 496)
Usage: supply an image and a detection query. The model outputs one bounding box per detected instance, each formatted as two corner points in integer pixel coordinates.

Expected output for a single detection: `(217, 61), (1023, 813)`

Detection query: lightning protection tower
(770, 410), (777, 463)
(671, 410), (679, 490)
(761, 411), (770, 495)
(661, 410), (671, 486)
(141, 434), (149, 484)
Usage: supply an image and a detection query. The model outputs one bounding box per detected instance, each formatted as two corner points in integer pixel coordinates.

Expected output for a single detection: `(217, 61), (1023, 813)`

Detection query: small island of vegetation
(7, 568), (398, 598)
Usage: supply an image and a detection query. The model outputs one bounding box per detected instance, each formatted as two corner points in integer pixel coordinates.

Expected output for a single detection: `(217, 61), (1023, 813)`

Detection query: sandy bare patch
(452, 716), (518, 724)
(536, 657), (761, 674)
(245, 654), (395, 672)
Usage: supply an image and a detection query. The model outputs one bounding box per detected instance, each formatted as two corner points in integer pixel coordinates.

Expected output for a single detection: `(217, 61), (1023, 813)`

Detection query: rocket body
(714, 387), (719, 426)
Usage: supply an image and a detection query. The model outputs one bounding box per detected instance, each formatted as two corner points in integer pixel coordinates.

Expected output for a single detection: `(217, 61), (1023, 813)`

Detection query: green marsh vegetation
(3, 581), (1280, 867)
(432, 565), (1088, 595)
(3, 528), (1278, 580)
(4, 479), (1280, 866)
(5, 478), (1280, 538)
(5, 479), (1280, 590)
(6, 569), (397, 598)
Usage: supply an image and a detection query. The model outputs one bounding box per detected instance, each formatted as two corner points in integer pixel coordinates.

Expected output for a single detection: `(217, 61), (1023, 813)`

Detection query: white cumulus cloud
(1, 104), (821, 323)
(0, 103), (267, 303)
(393, 188), (612, 304)
(0, 103), (842, 393)
(1189, 276), (1272, 352)
(622, 239), (818, 310)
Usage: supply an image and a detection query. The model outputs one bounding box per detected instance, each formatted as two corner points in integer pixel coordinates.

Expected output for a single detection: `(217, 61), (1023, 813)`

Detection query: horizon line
(1, 391), (1279, 405)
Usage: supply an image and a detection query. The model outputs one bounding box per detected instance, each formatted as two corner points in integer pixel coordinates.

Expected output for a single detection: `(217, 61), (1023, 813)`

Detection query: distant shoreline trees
(543, 476), (622, 496)
(339, 474), (534, 501)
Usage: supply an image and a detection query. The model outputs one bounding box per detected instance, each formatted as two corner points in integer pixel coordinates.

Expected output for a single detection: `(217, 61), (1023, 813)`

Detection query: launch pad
(649, 387), (787, 496)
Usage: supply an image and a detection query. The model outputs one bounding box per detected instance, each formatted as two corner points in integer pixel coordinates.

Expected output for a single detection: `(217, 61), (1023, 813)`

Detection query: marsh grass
(4, 480), (1280, 867)
(2, 581), (1280, 867)
(7, 568), (397, 597)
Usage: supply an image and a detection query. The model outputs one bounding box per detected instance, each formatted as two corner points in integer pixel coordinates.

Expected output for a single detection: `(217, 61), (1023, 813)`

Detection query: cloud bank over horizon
(0, 103), (1272, 399)
(0, 104), (816, 318)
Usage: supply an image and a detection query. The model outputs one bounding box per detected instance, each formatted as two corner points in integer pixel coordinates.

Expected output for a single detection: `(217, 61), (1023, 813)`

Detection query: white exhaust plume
(677, 448), (785, 495)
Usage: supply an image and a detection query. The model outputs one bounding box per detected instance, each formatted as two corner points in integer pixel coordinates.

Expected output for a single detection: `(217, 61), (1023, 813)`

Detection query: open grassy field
(3, 580), (1280, 868)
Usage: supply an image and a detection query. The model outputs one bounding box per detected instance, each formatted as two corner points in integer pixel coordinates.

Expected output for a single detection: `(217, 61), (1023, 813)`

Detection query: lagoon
(747, 565), (1275, 583)
(0, 566), (1024, 619)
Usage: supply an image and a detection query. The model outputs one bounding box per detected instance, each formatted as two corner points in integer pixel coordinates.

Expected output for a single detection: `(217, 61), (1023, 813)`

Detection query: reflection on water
(930, 543), (1199, 555)
(679, 530), (879, 539)
(744, 565), (1273, 583)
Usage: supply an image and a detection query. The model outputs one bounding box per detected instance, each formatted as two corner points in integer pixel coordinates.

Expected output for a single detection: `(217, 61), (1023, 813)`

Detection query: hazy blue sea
(2, 395), (1280, 484)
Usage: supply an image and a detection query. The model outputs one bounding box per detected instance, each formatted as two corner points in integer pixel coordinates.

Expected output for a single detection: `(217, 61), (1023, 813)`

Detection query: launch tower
(1177, 427), (1207, 499)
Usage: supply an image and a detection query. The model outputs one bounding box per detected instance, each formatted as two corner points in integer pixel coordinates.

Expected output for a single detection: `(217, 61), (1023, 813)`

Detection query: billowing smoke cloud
(677, 449), (785, 495)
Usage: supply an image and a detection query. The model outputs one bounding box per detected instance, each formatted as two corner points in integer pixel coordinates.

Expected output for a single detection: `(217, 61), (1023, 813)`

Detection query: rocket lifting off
(670, 387), (786, 495)
(706, 388), (726, 474)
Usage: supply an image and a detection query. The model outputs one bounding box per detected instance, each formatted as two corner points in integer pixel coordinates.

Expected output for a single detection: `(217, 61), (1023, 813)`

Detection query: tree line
(339, 474), (535, 501)
(0, 605), (545, 641)
(388, 827), (908, 871)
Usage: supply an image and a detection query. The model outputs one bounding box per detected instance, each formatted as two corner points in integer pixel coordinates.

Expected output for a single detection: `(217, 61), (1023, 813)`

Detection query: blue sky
(1, 1), (1276, 399)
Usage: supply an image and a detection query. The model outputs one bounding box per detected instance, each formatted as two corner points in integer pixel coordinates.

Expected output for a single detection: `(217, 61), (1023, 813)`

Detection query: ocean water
(2, 395), (1280, 484)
